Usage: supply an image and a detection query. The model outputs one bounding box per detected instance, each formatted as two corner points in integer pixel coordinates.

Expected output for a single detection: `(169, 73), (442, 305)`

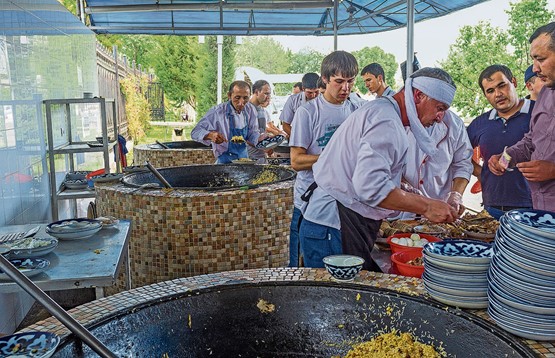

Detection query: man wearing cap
(489, 22), (555, 212)
(299, 67), (459, 271)
(467, 64), (533, 219)
(524, 65), (545, 101)
(280, 73), (320, 137)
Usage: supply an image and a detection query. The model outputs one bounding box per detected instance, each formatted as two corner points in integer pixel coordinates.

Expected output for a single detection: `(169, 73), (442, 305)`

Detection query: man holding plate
(192, 81), (261, 164)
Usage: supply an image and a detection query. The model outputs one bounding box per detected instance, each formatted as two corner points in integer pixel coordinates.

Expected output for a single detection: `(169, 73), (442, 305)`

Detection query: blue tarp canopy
(84, 0), (489, 36)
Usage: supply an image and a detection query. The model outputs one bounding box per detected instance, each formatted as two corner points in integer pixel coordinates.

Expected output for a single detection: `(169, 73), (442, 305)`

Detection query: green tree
(506, 0), (554, 77)
(196, 36), (237, 118)
(234, 37), (290, 74)
(441, 22), (511, 118)
(352, 47), (397, 94)
(287, 49), (325, 74)
(441, 0), (555, 119)
(151, 36), (202, 108)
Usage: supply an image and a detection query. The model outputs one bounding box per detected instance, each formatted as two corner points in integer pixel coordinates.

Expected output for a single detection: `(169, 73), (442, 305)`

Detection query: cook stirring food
(191, 80), (261, 164)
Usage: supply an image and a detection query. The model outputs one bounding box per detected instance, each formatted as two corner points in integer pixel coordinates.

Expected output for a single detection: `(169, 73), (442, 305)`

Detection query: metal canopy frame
(82, 0), (488, 37)
(80, 0), (489, 82)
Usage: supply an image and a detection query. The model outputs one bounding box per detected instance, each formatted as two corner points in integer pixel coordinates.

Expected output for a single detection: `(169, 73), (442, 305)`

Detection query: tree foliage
(441, 22), (511, 118)
(120, 74), (151, 144)
(195, 36), (237, 118)
(151, 36), (202, 107)
(506, 0), (554, 75)
(234, 37), (290, 74)
(352, 46), (398, 94)
(287, 49), (325, 74)
(441, 0), (554, 119)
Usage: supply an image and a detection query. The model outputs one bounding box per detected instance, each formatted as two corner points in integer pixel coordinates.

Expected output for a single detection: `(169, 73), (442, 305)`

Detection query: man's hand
(445, 191), (465, 216)
(422, 199), (458, 223)
(206, 131), (227, 144)
(488, 154), (506, 176)
(517, 160), (555, 182)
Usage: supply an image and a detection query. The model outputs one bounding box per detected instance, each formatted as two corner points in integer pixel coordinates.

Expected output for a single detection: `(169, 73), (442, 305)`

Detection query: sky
(272, 0), (555, 72)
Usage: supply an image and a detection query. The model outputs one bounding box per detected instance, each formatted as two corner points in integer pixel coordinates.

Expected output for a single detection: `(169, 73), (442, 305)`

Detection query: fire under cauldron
(52, 281), (534, 357)
(122, 164), (295, 190)
(133, 140), (215, 167)
(95, 165), (295, 287)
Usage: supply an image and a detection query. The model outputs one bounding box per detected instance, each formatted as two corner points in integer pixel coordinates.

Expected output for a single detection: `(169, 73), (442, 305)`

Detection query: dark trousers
(337, 202), (382, 272)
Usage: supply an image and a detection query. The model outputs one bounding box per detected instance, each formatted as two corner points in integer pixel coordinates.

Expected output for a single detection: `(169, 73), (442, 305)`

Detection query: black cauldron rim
(53, 280), (535, 357)
(121, 164), (296, 191)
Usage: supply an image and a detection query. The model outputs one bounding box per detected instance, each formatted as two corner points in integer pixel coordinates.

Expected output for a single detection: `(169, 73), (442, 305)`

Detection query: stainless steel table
(0, 220), (131, 298)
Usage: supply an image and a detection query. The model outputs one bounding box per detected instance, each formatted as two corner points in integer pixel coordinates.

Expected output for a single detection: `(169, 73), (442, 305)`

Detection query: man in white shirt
(280, 73), (320, 137)
(288, 51), (361, 267)
(300, 68), (459, 271)
(361, 63), (396, 97)
(399, 110), (473, 218)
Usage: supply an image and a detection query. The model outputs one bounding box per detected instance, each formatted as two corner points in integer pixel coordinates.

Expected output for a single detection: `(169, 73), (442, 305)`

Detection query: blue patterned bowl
(0, 331), (59, 357)
(323, 255), (364, 281)
(423, 240), (493, 264)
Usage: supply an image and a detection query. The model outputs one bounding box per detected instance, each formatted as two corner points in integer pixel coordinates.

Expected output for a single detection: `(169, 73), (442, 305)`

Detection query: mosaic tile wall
(95, 180), (293, 288)
(23, 268), (555, 357)
(133, 144), (215, 167)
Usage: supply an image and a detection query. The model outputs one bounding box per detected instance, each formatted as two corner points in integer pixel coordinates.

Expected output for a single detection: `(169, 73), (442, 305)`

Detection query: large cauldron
(152, 140), (210, 149)
(53, 282), (533, 357)
(122, 164), (296, 190)
(133, 141), (215, 167)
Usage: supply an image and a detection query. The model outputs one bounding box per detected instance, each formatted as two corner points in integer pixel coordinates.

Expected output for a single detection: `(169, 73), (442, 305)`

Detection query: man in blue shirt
(467, 64), (533, 219)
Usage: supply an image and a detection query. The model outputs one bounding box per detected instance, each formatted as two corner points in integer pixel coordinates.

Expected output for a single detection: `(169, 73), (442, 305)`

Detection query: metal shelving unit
(44, 98), (119, 221)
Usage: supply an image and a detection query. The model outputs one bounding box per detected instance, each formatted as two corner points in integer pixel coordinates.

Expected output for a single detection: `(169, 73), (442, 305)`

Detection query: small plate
(4, 238), (58, 259)
(413, 224), (447, 236)
(63, 179), (88, 190)
(97, 216), (119, 228)
(463, 229), (496, 240)
(91, 173), (124, 183)
(506, 209), (555, 231)
(0, 258), (50, 280)
(255, 135), (286, 150)
(0, 331), (60, 358)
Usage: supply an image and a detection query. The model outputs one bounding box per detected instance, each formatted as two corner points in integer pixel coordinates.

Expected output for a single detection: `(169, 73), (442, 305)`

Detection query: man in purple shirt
(489, 22), (555, 212)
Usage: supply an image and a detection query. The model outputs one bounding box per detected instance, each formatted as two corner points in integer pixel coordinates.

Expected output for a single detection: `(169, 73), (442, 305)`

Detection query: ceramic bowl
(322, 255), (364, 281)
(0, 331), (60, 358)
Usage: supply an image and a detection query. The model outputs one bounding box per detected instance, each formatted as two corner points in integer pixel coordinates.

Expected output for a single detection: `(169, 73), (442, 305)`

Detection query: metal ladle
(0, 249), (117, 358)
(144, 161), (173, 189)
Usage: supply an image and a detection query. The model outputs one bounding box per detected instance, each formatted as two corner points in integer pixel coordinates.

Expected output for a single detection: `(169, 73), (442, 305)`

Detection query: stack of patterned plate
(422, 240), (492, 309)
(488, 209), (555, 340)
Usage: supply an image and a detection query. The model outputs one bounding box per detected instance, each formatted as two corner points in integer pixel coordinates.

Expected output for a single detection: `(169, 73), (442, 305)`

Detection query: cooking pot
(53, 282), (534, 357)
(122, 164), (295, 190)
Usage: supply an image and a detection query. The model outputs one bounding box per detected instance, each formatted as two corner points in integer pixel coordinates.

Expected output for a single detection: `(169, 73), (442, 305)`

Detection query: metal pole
(217, 35), (223, 104)
(406, 0), (415, 77)
(333, 0), (338, 51)
(0, 255), (117, 358)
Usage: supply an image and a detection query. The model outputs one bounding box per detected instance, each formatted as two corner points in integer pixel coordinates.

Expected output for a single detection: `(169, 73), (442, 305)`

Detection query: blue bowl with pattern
(423, 239), (493, 265)
(323, 255), (364, 281)
(0, 331), (59, 357)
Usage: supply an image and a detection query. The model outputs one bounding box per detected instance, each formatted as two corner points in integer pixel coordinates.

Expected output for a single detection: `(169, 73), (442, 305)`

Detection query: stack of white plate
(45, 218), (102, 241)
(422, 240), (492, 309)
(488, 209), (555, 341)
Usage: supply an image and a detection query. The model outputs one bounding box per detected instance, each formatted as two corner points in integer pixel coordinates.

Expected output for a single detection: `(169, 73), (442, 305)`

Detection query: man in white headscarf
(299, 67), (459, 271)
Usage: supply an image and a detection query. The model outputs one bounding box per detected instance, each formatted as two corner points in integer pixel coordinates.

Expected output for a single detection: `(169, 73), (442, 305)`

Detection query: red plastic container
(386, 232), (442, 254)
(391, 250), (424, 278)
